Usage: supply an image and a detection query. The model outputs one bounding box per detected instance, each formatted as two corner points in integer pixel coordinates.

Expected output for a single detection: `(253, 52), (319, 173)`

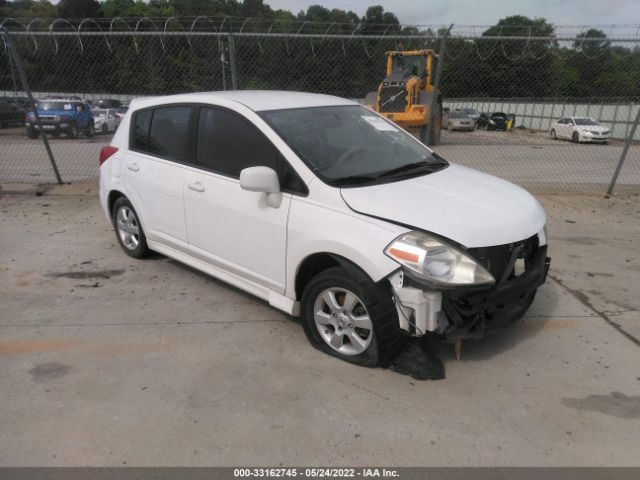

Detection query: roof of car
(130, 90), (356, 112)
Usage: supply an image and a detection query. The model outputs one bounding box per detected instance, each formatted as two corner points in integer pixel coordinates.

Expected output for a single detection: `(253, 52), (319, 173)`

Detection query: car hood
(340, 164), (546, 248)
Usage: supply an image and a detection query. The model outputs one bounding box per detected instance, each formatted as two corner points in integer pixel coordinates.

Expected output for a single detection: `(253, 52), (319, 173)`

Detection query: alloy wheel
(116, 206), (140, 250)
(313, 288), (373, 356)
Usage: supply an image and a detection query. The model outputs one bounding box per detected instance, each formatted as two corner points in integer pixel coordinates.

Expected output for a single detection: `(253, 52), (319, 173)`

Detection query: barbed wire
(1, 17), (639, 62)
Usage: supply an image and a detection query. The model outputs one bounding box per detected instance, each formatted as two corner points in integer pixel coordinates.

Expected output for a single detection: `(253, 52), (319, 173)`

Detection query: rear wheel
(112, 197), (149, 259)
(101, 124), (108, 134)
(301, 266), (406, 367)
(86, 122), (95, 137)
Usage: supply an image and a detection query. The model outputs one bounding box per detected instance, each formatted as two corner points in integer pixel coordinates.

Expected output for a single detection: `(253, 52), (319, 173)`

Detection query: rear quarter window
(130, 109), (152, 152)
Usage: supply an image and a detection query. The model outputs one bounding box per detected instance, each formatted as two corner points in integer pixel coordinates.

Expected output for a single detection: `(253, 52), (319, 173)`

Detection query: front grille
(378, 85), (407, 113)
(467, 235), (539, 282)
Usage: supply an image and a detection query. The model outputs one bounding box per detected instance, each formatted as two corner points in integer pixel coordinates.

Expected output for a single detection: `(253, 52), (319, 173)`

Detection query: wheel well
(107, 190), (125, 221)
(295, 253), (341, 300)
(294, 253), (374, 300)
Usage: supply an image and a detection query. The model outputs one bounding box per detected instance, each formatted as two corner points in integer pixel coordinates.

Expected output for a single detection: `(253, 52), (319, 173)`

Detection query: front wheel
(300, 266), (406, 367)
(112, 197), (149, 259)
(67, 122), (78, 139)
(26, 128), (39, 139)
(572, 131), (580, 143)
(86, 122), (95, 137)
(419, 125), (427, 144)
(550, 129), (557, 140)
(101, 124), (108, 135)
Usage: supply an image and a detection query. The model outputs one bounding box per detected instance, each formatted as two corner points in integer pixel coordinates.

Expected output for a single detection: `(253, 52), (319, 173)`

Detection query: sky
(266, 0), (639, 28)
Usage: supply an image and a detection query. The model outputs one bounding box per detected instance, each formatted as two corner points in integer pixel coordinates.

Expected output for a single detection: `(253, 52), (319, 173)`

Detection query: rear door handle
(188, 181), (205, 193)
(127, 163), (139, 172)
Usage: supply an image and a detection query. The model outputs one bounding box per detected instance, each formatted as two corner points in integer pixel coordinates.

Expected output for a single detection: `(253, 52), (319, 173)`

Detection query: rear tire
(112, 197), (149, 259)
(86, 122), (95, 138)
(101, 124), (108, 135)
(300, 266), (406, 367)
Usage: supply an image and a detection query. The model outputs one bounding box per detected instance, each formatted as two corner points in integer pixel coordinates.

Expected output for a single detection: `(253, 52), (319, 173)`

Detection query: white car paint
(93, 108), (117, 134)
(340, 163), (546, 248)
(549, 116), (610, 143)
(100, 90), (548, 341)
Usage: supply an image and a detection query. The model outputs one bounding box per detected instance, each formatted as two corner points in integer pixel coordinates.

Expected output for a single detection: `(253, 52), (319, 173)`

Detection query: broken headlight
(384, 231), (495, 287)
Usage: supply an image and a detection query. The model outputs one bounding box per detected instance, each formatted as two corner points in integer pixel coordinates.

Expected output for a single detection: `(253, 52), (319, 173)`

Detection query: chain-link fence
(1, 19), (639, 194)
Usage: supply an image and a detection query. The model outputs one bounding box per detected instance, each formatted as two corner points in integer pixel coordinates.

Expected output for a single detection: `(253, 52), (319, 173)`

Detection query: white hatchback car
(99, 91), (550, 367)
(93, 108), (117, 134)
(549, 116), (610, 143)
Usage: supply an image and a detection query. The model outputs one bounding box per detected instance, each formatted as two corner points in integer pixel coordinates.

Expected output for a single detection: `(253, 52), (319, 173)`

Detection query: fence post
(1, 28), (62, 184)
(426, 25), (452, 146)
(227, 32), (238, 90)
(606, 104), (640, 196)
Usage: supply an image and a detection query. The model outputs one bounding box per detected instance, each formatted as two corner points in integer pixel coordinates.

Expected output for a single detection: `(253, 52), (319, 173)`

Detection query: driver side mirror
(239, 166), (282, 208)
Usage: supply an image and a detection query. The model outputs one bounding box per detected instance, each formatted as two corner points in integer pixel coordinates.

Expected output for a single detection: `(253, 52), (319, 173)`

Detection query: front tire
(101, 124), (108, 135)
(300, 266), (406, 367)
(550, 129), (557, 140)
(67, 122), (78, 139)
(26, 127), (39, 139)
(419, 125), (427, 144)
(112, 197), (149, 259)
(86, 122), (95, 137)
(572, 131), (579, 143)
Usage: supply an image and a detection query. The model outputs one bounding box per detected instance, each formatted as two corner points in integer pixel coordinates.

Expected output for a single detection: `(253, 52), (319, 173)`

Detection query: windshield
(461, 108), (478, 115)
(260, 105), (448, 187)
(36, 101), (74, 111)
(574, 118), (600, 126)
(450, 112), (468, 119)
(391, 55), (426, 77)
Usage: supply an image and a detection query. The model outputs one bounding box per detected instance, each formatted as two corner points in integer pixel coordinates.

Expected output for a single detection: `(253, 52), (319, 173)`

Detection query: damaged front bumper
(389, 240), (551, 341)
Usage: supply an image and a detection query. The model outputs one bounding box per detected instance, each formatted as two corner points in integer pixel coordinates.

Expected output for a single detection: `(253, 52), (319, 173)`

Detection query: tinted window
(148, 106), (191, 160)
(131, 109), (152, 151)
(196, 107), (306, 193)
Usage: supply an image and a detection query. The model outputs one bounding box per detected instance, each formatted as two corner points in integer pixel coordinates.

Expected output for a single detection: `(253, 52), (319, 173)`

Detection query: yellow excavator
(364, 49), (442, 145)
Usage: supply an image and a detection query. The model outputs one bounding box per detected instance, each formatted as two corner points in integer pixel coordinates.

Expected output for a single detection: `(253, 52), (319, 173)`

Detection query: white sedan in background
(93, 108), (117, 134)
(549, 117), (610, 143)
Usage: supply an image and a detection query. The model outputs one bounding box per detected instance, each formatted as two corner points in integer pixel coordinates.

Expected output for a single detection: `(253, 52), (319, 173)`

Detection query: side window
(196, 107), (307, 194)
(148, 106), (191, 161)
(131, 109), (152, 152)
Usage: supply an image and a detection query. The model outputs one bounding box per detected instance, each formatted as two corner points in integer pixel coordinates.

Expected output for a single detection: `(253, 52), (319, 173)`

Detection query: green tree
(57, 0), (103, 18)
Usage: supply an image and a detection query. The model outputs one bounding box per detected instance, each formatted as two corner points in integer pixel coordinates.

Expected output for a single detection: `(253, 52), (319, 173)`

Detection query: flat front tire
(300, 266), (406, 367)
(112, 197), (149, 258)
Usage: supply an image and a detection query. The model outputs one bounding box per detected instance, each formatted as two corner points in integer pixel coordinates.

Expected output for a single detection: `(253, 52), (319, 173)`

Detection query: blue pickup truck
(25, 99), (95, 139)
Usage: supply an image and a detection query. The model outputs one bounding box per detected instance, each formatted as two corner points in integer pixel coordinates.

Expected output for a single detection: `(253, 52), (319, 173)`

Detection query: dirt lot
(1, 126), (639, 192)
(0, 185), (639, 466)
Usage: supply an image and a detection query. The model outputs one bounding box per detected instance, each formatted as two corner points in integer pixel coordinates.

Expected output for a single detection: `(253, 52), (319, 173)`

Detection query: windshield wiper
(328, 175), (378, 186)
(375, 161), (437, 179)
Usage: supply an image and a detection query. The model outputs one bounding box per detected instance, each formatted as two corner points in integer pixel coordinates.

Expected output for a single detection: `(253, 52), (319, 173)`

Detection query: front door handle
(127, 163), (139, 172)
(188, 181), (205, 193)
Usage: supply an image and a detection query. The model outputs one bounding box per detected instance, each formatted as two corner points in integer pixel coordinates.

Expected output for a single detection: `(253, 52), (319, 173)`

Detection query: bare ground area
(0, 185), (639, 466)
